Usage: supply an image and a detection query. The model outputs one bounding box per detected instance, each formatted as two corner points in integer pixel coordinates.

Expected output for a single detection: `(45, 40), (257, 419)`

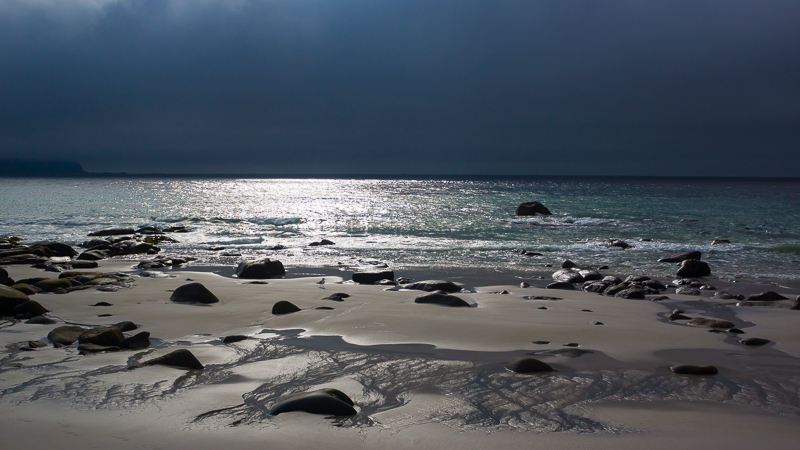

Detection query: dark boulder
(114, 321), (137, 332)
(670, 365), (718, 375)
(77, 249), (111, 261)
(746, 291), (787, 301)
(353, 270), (395, 285)
(170, 282), (220, 304)
(676, 260), (711, 278)
(608, 239), (630, 249)
(0, 267), (12, 286)
(669, 313), (692, 321)
(602, 276), (622, 284)
(711, 240), (731, 245)
(30, 241), (78, 257)
(47, 325), (86, 346)
(515, 201), (552, 216)
(643, 279), (667, 290)
(323, 293), (350, 302)
(603, 283), (629, 296)
(140, 349), (204, 370)
(88, 228), (136, 237)
(505, 357), (554, 373)
(414, 290), (470, 307)
(659, 251), (702, 263)
(552, 269), (584, 284)
(546, 282), (575, 290)
(268, 388), (357, 416)
(235, 259), (286, 279)
(26, 315), (58, 325)
(676, 287), (702, 296)
(401, 280), (461, 293)
(122, 332), (151, 349)
(79, 326), (125, 347)
(272, 300), (301, 314)
(561, 260), (577, 269)
(578, 270), (603, 281)
(34, 278), (73, 293)
(583, 281), (609, 294)
(11, 300), (48, 317)
(135, 226), (163, 235)
(0, 284), (31, 316)
(614, 288), (646, 299)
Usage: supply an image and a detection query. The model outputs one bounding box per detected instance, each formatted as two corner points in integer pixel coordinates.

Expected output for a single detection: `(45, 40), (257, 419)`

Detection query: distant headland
(0, 159), (89, 177)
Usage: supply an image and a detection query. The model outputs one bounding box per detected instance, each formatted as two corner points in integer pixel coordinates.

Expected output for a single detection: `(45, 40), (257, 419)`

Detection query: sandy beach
(2, 259), (800, 449)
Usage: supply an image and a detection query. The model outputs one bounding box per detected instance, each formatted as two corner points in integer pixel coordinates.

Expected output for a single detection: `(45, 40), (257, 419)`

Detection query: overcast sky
(1, 0), (798, 175)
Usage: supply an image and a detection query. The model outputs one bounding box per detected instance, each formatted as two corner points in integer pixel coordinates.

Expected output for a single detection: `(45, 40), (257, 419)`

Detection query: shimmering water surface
(1, 176), (799, 279)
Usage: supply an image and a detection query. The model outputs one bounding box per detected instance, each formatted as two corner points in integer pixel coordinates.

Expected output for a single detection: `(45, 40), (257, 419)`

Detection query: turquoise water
(1, 176), (799, 279)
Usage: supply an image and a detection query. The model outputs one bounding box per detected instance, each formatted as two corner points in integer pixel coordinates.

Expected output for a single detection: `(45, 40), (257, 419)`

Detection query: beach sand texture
(2, 262), (800, 449)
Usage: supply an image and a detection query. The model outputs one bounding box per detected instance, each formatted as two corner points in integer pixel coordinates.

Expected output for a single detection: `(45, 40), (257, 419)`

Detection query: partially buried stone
(26, 315), (57, 325)
(687, 317), (735, 329)
(170, 282), (220, 304)
(78, 343), (120, 354)
(352, 270), (395, 285)
(222, 335), (248, 344)
(401, 280), (462, 293)
(0, 284), (31, 316)
(670, 313), (692, 321)
(746, 291), (787, 301)
(323, 293), (350, 301)
(268, 388), (356, 416)
(505, 357), (553, 373)
(414, 291), (470, 307)
(614, 288), (645, 299)
(546, 282), (575, 290)
(740, 338), (770, 346)
(272, 300), (301, 314)
(79, 326), (125, 347)
(676, 287), (702, 296)
(140, 349), (204, 370)
(670, 365), (718, 375)
(114, 321), (137, 332)
(92, 301), (113, 307)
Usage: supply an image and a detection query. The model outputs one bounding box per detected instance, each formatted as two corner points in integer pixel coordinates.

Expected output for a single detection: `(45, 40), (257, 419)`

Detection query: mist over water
(1, 176), (799, 279)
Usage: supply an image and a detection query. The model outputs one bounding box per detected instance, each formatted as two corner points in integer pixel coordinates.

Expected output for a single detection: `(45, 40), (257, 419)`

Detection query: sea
(1, 176), (799, 280)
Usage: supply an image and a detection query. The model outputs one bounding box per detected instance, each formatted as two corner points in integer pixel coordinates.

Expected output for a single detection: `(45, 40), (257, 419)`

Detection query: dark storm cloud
(1, 0), (799, 175)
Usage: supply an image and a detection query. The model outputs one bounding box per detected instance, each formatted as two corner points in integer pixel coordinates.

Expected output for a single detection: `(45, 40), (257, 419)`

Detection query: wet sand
(2, 261), (800, 448)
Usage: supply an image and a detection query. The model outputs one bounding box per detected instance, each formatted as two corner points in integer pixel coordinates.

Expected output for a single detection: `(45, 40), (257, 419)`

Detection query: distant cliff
(0, 159), (88, 177)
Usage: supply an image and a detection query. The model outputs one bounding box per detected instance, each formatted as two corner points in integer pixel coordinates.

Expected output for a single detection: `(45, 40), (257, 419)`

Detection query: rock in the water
(88, 228), (136, 237)
(31, 241), (78, 257)
(353, 270), (396, 285)
(235, 259), (286, 279)
(546, 282), (575, 290)
(272, 300), (301, 314)
(140, 349), (204, 370)
(114, 321), (137, 332)
(687, 317), (735, 329)
(670, 365), (718, 375)
(659, 251), (702, 263)
(520, 282), (530, 288)
(561, 260), (577, 269)
(711, 239), (731, 245)
(122, 332), (151, 349)
(746, 291), (787, 301)
(505, 357), (554, 373)
(1, 284), (32, 316)
(47, 325), (86, 346)
(268, 388), (357, 416)
(676, 259), (711, 278)
(223, 335), (248, 344)
(740, 337), (770, 346)
(79, 326), (125, 347)
(515, 201), (551, 216)
(170, 282), (220, 304)
(401, 280), (462, 293)
(608, 239), (630, 249)
(552, 269), (584, 284)
(414, 290), (470, 307)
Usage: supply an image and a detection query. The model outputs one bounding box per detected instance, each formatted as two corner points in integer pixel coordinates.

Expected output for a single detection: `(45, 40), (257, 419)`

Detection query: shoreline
(3, 257), (800, 448)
